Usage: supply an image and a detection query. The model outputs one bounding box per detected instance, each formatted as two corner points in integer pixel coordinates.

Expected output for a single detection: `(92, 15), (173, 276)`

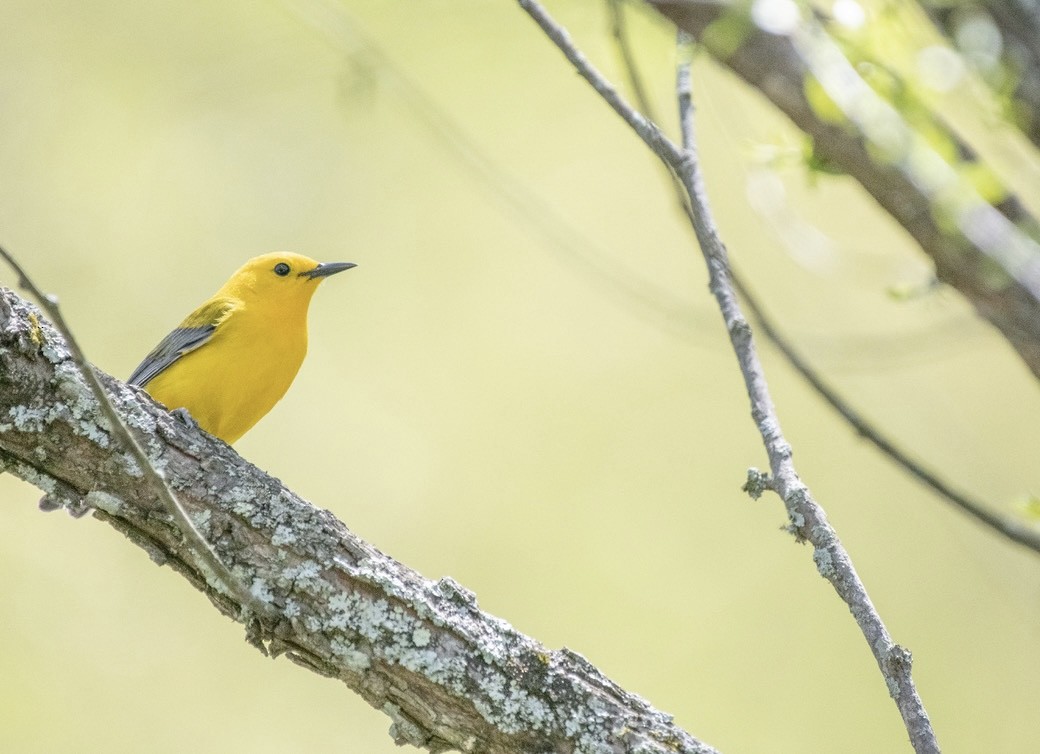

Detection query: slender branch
(608, 0), (695, 220)
(608, 0), (657, 122)
(673, 51), (938, 754)
(0, 246), (270, 625)
(516, 2), (940, 752)
(0, 282), (721, 754)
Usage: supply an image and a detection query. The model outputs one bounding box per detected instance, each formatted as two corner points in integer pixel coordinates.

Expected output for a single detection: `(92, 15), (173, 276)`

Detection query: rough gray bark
(649, 0), (1040, 383)
(0, 286), (720, 754)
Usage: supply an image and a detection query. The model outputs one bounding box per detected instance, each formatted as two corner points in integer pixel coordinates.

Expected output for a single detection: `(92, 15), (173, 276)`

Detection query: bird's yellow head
(128, 251), (355, 444)
(217, 252), (356, 310)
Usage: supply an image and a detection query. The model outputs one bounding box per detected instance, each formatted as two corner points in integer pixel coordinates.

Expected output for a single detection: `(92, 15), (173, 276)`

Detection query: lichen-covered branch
(673, 53), (942, 754)
(0, 286), (719, 754)
(649, 0), (1040, 383)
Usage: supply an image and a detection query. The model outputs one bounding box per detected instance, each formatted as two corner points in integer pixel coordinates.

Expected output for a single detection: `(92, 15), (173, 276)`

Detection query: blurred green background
(2, 1), (1039, 752)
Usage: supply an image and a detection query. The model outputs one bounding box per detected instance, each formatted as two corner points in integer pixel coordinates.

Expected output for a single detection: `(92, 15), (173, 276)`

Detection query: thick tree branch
(650, 0), (1040, 383)
(516, 2), (939, 751)
(0, 284), (720, 754)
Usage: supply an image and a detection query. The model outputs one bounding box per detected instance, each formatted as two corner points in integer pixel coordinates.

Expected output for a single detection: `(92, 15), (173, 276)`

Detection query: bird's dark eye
(274, 262), (291, 277)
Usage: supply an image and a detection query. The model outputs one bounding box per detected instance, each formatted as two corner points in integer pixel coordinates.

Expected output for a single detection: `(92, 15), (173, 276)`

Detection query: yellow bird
(129, 252), (355, 443)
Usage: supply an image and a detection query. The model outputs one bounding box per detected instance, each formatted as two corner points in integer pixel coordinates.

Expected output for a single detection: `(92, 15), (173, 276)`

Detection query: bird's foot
(171, 407), (199, 430)
(38, 493), (92, 518)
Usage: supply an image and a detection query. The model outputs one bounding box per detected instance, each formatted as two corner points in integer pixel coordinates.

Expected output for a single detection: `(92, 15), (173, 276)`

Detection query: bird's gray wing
(128, 298), (235, 387)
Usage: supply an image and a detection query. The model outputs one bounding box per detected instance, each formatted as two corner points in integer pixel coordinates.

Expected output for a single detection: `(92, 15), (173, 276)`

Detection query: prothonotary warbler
(128, 252), (355, 443)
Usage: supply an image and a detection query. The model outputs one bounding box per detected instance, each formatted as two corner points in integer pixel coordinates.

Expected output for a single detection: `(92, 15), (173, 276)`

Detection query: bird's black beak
(302, 262), (357, 280)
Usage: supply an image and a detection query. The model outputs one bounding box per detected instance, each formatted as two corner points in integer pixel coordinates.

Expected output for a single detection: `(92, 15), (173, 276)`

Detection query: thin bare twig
(516, 2), (940, 751)
(0, 245), (271, 625)
(607, 0), (657, 123)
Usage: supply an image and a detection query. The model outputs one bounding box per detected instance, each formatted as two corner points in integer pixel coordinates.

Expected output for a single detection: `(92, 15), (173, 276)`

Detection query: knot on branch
(742, 467), (774, 499)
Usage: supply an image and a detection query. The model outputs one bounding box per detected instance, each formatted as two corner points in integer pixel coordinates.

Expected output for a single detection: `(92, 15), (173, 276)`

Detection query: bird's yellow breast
(145, 301), (308, 444)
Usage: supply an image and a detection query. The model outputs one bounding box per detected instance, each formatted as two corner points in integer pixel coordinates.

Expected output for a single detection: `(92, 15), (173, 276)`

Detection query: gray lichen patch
(40, 341), (65, 364)
(52, 361), (112, 446)
(7, 404), (51, 433)
(330, 640), (371, 671)
(4, 455), (58, 496)
(271, 524), (297, 546)
(472, 675), (553, 735)
(85, 490), (125, 515)
(191, 508), (212, 532)
(250, 578), (276, 604)
(5, 389), (110, 449)
(411, 627), (431, 648)
(290, 564), (572, 739)
(813, 546), (836, 578)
